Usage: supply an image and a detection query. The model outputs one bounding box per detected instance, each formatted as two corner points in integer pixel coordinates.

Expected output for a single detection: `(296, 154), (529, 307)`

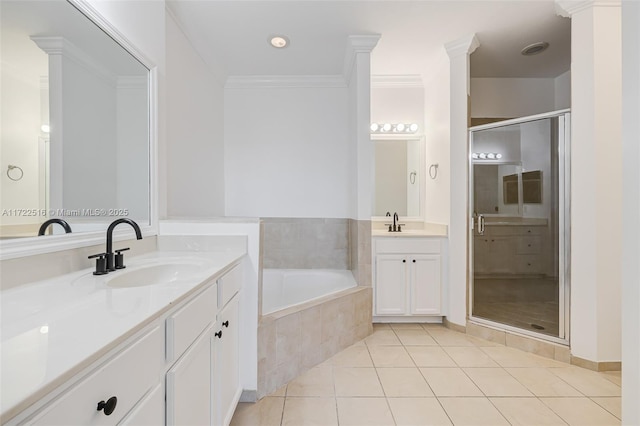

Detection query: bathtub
(262, 269), (357, 315)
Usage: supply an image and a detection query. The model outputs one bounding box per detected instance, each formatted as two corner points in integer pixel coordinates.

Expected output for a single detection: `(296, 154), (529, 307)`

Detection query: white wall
(166, 13), (225, 217)
(471, 77), (567, 119)
(371, 87), (424, 128)
(621, 0), (640, 422)
(224, 86), (350, 218)
(423, 52), (451, 225)
(554, 71), (571, 110)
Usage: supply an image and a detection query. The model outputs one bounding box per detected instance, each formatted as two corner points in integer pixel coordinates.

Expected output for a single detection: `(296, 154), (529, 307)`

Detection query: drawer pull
(412, 259), (416, 263)
(97, 396), (117, 416)
(222, 320), (229, 328)
(215, 330), (223, 338)
(402, 259), (406, 263)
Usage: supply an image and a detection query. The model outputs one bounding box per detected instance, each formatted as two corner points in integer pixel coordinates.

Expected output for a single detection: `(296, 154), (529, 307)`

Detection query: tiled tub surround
(258, 287), (372, 399)
(261, 218), (371, 286)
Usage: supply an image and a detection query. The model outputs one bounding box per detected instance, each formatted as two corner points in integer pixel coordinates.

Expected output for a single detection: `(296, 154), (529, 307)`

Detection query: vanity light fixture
(370, 122), (419, 134)
(269, 35), (289, 49)
(472, 152), (503, 160)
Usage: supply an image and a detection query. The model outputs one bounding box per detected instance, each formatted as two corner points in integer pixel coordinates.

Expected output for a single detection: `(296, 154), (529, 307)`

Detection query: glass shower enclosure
(469, 111), (570, 342)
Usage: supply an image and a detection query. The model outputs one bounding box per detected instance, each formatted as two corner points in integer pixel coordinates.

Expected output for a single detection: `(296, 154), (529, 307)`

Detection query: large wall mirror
(1, 0), (152, 247)
(372, 136), (424, 219)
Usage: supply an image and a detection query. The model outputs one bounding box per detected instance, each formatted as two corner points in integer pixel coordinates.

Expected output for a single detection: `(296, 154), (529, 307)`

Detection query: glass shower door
(469, 112), (569, 341)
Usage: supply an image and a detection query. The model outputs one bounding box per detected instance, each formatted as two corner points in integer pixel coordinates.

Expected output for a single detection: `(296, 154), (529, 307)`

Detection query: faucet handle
(89, 253), (108, 275)
(114, 248), (130, 270)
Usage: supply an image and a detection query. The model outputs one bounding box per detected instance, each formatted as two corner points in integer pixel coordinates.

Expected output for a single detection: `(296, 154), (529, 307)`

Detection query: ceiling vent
(521, 42), (549, 56)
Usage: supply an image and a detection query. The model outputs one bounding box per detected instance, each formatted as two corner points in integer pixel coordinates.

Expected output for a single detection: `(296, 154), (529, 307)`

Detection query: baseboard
(443, 318), (466, 333)
(239, 390), (257, 403)
(570, 356), (622, 372)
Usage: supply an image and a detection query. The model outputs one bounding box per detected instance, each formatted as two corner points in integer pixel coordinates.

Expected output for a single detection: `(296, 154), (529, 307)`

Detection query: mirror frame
(0, 0), (158, 260)
(371, 133), (426, 222)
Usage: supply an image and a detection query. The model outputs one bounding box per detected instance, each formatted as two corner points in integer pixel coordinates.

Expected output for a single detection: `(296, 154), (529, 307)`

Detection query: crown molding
(224, 75), (346, 89)
(30, 36), (117, 85)
(555, 0), (621, 17)
(343, 34), (381, 84)
(371, 75), (424, 88)
(444, 33), (480, 59)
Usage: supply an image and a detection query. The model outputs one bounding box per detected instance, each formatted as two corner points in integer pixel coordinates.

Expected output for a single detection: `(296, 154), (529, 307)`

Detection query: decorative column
(444, 34), (479, 327)
(556, 0), (622, 367)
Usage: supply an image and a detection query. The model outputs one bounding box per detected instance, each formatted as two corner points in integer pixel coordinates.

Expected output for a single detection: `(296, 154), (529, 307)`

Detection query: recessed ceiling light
(521, 42), (549, 56)
(269, 35), (289, 49)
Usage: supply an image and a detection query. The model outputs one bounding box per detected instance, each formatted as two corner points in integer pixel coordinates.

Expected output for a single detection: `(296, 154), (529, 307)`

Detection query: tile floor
(231, 324), (621, 426)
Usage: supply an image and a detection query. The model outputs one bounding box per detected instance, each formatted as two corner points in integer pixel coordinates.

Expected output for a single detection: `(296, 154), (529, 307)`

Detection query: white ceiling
(167, 1), (571, 81)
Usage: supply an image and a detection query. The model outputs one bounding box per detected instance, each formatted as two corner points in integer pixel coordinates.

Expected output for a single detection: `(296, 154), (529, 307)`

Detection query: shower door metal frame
(467, 110), (571, 345)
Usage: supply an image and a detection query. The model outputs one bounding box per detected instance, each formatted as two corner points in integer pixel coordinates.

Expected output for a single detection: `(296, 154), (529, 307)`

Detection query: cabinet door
(410, 255), (441, 315)
(214, 294), (240, 426)
(166, 326), (213, 426)
(375, 254), (407, 315)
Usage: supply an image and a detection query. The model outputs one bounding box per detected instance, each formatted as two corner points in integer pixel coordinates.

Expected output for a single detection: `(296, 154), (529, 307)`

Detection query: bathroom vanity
(1, 250), (245, 426)
(372, 224), (448, 322)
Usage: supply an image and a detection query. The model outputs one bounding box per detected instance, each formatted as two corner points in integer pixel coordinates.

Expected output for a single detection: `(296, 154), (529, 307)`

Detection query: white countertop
(372, 223), (448, 237)
(0, 249), (244, 419)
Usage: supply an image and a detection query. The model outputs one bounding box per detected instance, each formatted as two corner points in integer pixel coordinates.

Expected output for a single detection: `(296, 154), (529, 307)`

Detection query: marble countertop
(0, 249), (245, 420)
(372, 223), (448, 237)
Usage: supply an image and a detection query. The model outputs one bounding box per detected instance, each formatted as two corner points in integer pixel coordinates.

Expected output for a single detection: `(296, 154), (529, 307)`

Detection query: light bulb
(370, 123), (379, 132)
(382, 123), (392, 132)
(269, 36), (289, 48)
(409, 123), (418, 132)
(395, 123), (405, 132)
(40, 325), (49, 334)
(41, 124), (50, 133)
(479, 153), (487, 159)
(487, 153), (495, 159)
(496, 153), (503, 159)
(472, 153), (479, 159)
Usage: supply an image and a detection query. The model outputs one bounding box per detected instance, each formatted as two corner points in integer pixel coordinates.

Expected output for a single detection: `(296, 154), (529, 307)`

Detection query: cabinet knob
(97, 396), (117, 416)
(215, 330), (223, 338)
(222, 320), (229, 328)
(402, 259), (406, 263)
(412, 259), (416, 263)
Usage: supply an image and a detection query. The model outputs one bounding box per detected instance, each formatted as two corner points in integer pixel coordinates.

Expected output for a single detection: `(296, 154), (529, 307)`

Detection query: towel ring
(429, 163), (439, 180)
(7, 165), (23, 181)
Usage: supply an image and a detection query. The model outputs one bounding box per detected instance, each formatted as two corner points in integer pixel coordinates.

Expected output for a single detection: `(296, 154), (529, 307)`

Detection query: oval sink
(106, 263), (203, 288)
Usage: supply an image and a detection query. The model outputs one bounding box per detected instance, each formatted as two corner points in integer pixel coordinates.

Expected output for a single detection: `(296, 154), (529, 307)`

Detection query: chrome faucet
(38, 218), (72, 236)
(393, 212), (399, 232)
(105, 218), (142, 271)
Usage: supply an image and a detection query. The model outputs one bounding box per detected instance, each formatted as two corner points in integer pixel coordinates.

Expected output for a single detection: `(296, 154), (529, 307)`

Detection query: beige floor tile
(395, 329), (438, 346)
(369, 345), (416, 367)
(390, 323), (424, 330)
(598, 371), (622, 386)
(377, 367), (434, 397)
(419, 368), (483, 396)
(365, 329), (402, 346)
(505, 367), (582, 396)
(427, 329), (476, 347)
(336, 397), (395, 426)
(540, 397), (621, 425)
(286, 366), (335, 397)
(464, 368), (532, 396)
(231, 397), (285, 426)
(481, 346), (566, 368)
(388, 397), (452, 426)
(281, 397), (338, 426)
(549, 367), (621, 396)
(330, 344), (374, 367)
(420, 323), (447, 330)
(270, 385), (287, 397)
(439, 397), (509, 425)
(490, 397), (567, 425)
(406, 346), (457, 367)
(442, 347), (499, 367)
(591, 397), (622, 420)
(333, 367), (384, 396)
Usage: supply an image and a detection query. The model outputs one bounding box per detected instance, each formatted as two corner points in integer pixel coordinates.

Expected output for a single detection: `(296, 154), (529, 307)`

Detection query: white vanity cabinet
(11, 260), (244, 426)
(373, 237), (443, 320)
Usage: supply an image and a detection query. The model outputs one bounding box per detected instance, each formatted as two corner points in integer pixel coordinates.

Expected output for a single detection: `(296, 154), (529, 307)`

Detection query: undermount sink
(106, 262), (204, 288)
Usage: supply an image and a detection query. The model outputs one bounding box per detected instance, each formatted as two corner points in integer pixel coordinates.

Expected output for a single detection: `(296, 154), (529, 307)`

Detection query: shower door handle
(477, 214), (485, 235)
